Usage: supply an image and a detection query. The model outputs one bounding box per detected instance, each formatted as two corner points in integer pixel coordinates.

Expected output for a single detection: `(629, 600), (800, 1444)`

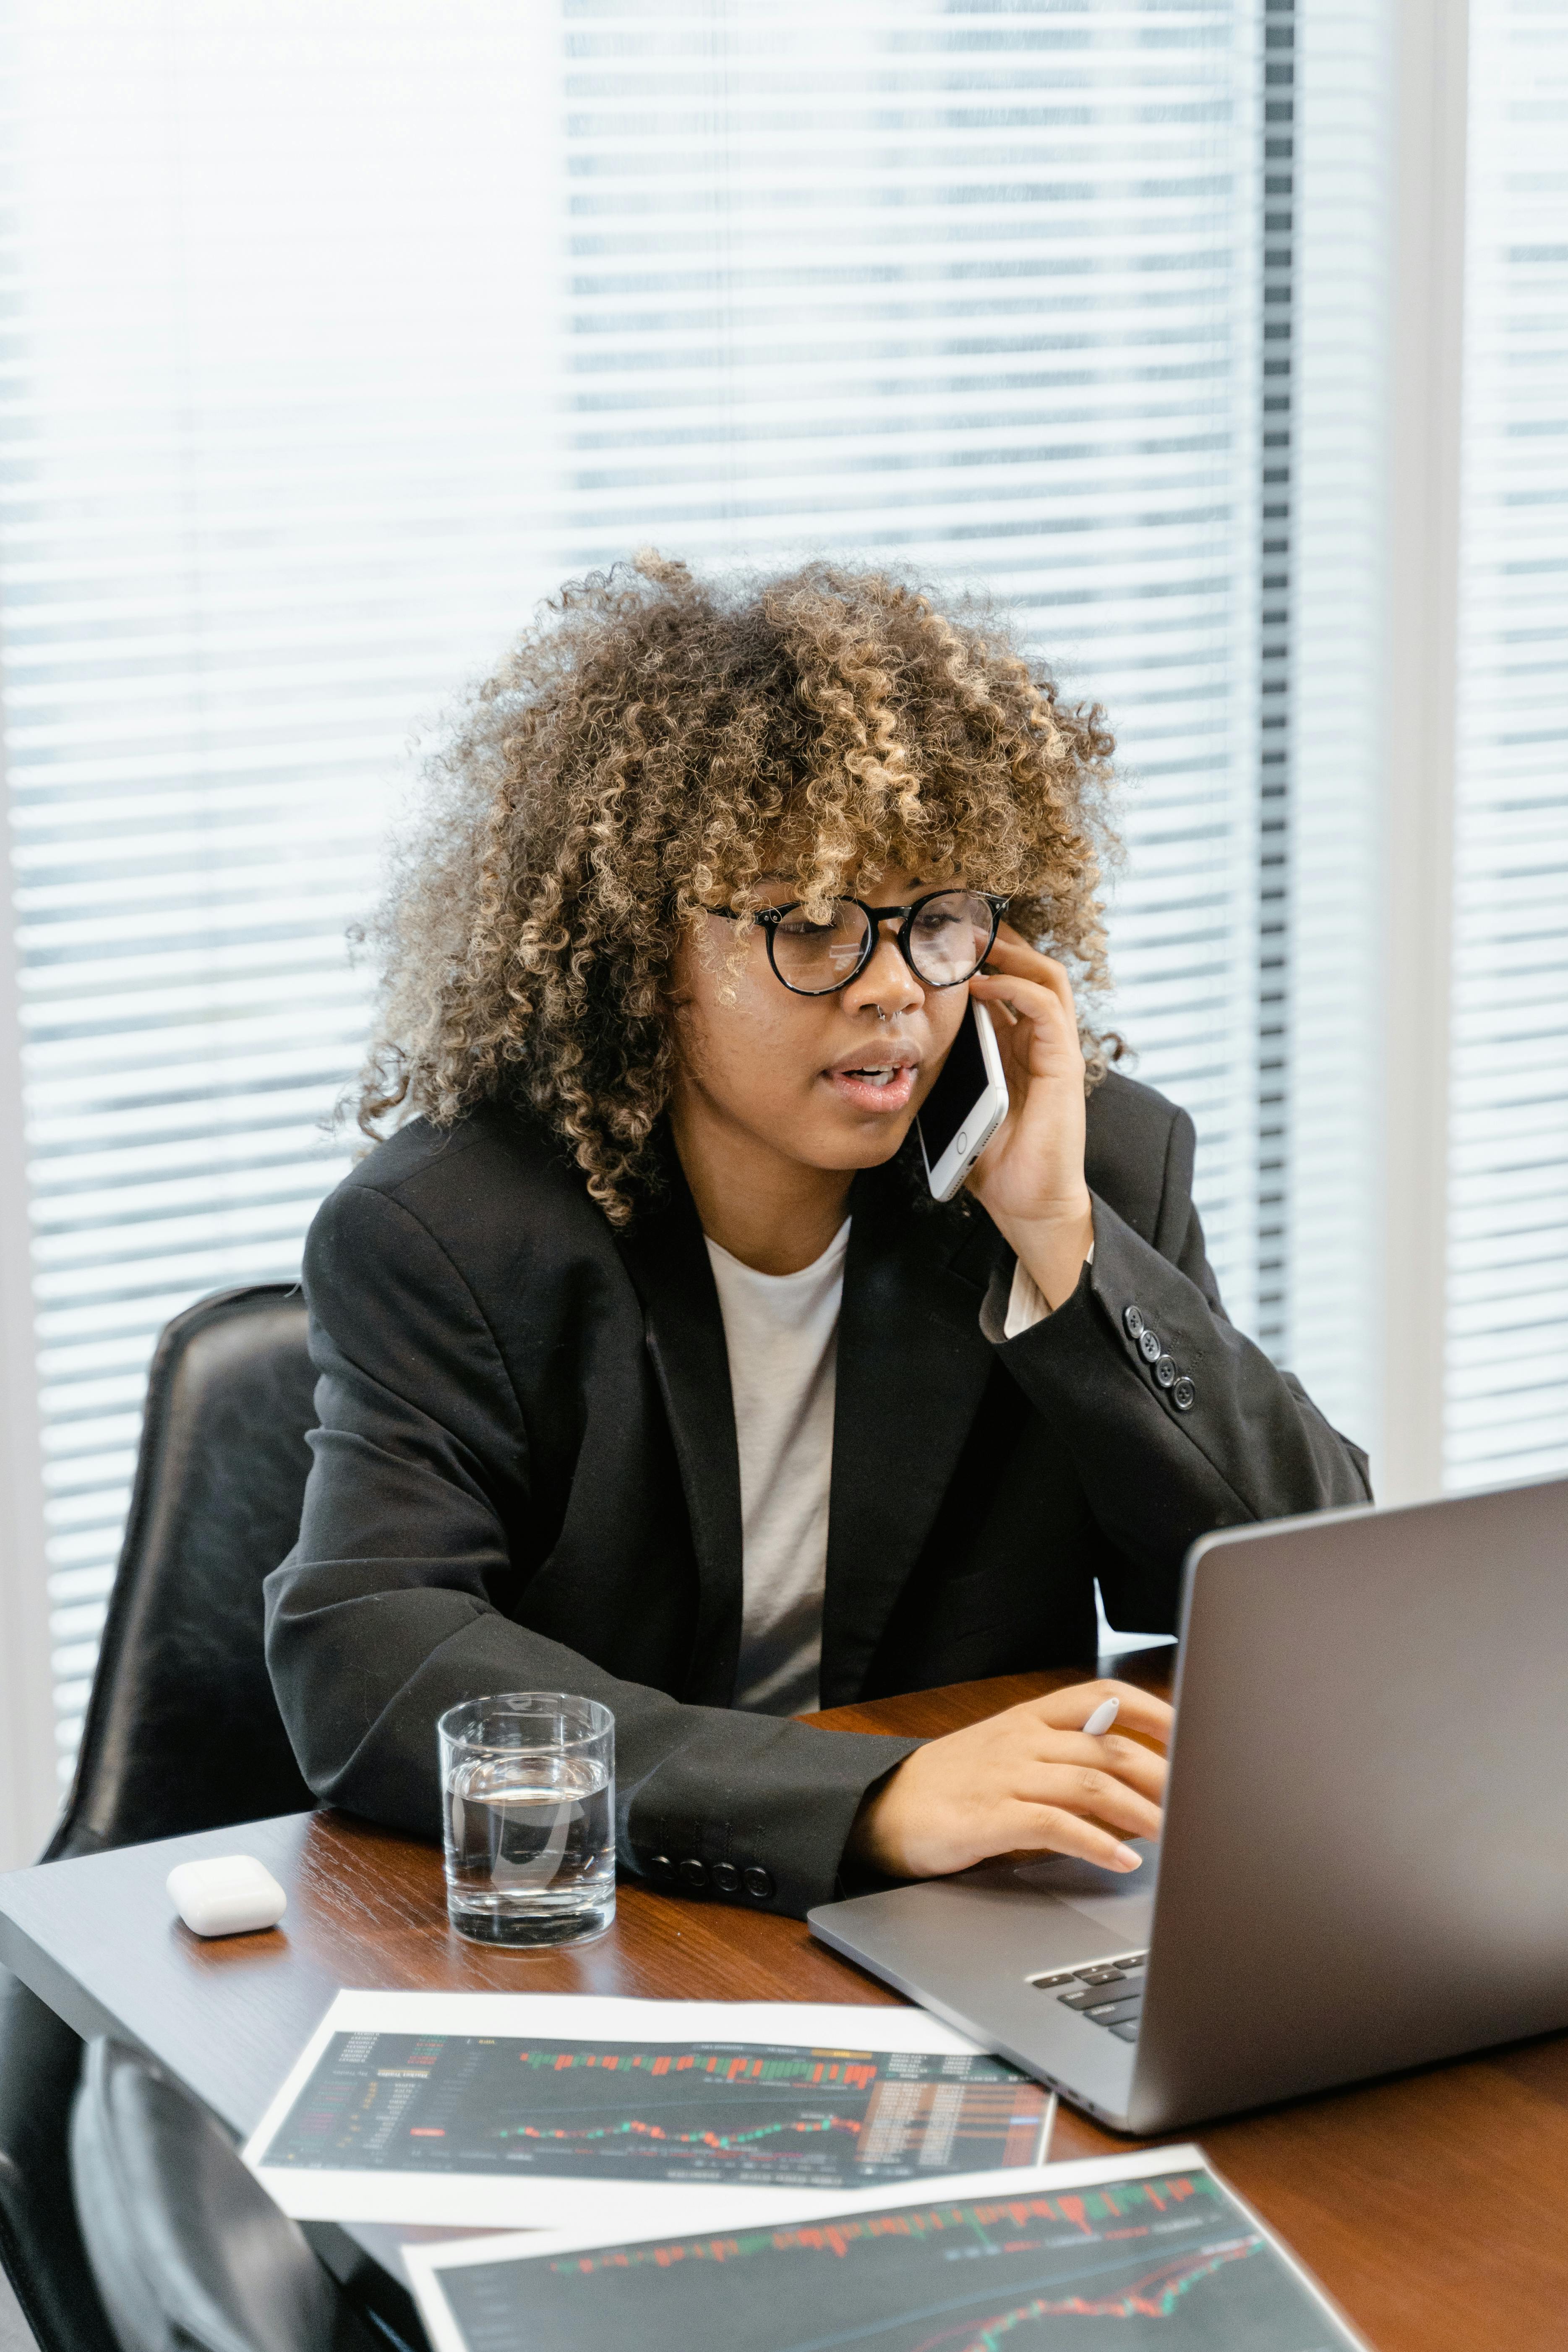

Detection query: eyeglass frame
(709, 887), (1010, 997)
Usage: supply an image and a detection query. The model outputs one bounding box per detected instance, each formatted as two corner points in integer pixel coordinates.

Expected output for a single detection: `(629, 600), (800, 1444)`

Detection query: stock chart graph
(433, 2167), (1360, 2352)
(258, 2031), (1050, 2189)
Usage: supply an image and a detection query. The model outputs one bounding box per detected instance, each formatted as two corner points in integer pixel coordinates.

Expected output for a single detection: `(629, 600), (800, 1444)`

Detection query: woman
(264, 556), (1369, 1919)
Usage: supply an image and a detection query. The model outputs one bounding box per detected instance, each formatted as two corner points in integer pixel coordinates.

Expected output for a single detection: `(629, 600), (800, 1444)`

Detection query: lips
(822, 1060), (918, 1114)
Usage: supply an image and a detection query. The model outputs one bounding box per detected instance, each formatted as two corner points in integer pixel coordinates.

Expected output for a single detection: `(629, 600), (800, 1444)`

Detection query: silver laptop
(809, 1474), (1568, 2134)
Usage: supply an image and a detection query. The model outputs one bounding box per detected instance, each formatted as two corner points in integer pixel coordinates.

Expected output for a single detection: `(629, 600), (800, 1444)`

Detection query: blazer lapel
(821, 1174), (1005, 1706)
(615, 1181), (745, 1707)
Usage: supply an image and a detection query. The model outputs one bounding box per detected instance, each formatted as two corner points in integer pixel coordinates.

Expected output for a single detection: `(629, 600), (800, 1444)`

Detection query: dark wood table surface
(5, 1652), (1568, 2352)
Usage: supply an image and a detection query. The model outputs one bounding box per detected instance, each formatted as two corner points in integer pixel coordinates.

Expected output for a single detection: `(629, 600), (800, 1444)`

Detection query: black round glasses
(712, 887), (1008, 997)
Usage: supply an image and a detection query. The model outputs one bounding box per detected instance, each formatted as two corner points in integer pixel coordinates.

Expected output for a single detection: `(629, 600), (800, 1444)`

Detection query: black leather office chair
(0, 1284), (319, 2352)
(46, 1282), (318, 1863)
(70, 2039), (376, 2352)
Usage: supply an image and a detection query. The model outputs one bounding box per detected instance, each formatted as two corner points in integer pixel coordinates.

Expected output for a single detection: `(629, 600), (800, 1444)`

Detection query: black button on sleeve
(711, 1861), (741, 1896)
(1138, 1327), (1162, 1363)
(1153, 1354), (1177, 1389)
(649, 1852), (674, 1881)
(678, 1858), (708, 1890)
(1171, 1376), (1196, 1411)
(742, 1865), (775, 1901)
(1122, 1304), (1144, 1338)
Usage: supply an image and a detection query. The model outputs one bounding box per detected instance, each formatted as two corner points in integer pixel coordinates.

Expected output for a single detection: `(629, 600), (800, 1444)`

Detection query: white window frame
(1379, 0), (1470, 1503)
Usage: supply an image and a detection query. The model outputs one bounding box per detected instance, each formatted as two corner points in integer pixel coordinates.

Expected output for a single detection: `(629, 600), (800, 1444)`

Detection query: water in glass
(438, 1692), (616, 1948)
(446, 1751), (614, 1945)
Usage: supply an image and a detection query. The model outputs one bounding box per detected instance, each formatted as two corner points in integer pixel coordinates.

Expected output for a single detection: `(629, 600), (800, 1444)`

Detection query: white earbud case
(166, 1854), (288, 1939)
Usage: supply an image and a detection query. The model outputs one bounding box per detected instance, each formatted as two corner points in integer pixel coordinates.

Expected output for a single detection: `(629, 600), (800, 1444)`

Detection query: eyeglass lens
(770, 890), (995, 994)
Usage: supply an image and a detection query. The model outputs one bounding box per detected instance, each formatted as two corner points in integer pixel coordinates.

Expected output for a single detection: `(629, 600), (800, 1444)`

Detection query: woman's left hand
(965, 927), (1095, 1311)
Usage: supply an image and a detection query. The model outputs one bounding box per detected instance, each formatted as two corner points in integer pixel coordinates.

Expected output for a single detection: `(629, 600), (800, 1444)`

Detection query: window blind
(0, 0), (564, 1784)
(1285, 0), (1393, 1461)
(552, 0), (1263, 1326)
(1448, 0), (1568, 1489)
(0, 0), (1267, 1786)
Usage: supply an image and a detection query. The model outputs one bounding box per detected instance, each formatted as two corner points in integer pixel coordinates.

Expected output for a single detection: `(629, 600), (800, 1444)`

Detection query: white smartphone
(917, 997), (1010, 1202)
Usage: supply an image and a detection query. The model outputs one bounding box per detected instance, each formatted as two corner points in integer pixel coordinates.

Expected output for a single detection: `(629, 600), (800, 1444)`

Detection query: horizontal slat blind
(553, 0), (1261, 1318)
(1448, 0), (1568, 1488)
(0, 0), (1262, 1786)
(0, 0), (562, 1784)
(1286, 0), (1393, 1462)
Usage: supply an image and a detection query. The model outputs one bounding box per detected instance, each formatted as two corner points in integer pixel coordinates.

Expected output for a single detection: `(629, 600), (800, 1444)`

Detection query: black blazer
(264, 1074), (1369, 1918)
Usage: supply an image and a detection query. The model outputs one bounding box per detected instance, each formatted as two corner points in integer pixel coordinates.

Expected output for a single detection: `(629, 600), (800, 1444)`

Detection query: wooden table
(5, 1656), (1568, 2352)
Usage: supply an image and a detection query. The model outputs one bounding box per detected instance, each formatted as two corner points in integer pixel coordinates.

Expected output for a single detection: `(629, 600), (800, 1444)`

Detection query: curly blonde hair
(356, 553), (1119, 1222)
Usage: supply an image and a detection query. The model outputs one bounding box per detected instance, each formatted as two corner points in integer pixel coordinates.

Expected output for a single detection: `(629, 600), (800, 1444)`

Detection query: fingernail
(1113, 1846), (1142, 1871)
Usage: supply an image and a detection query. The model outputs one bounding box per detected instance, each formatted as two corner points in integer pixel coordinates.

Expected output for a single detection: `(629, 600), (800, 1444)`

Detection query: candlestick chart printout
(425, 2166), (1362, 2352)
(258, 2031), (1050, 2190)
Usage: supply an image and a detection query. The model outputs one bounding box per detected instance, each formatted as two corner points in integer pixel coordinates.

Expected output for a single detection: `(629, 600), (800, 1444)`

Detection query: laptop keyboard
(1029, 1951), (1148, 2044)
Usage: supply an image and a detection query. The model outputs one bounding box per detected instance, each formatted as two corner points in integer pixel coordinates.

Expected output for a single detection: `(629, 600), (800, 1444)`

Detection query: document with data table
(405, 2144), (1370, 2352)
(243, 1989), (1054, 2228)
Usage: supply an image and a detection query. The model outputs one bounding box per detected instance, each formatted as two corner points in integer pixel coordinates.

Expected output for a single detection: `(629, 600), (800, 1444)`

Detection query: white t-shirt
(706, 1220), (850, 1716)
(705, 1223), (1071, 1718)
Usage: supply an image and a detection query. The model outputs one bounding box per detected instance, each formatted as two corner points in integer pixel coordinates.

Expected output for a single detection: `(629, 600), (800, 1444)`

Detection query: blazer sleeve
(981, 1106), (1372, 1633)
(263, 1178), (918, 1919)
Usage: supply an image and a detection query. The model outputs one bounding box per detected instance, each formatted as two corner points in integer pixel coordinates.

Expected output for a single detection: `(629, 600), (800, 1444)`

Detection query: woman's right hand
(846, 1679), (1172, 1881)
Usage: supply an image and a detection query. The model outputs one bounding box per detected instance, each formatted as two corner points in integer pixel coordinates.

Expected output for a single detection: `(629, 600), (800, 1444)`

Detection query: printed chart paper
(405, 2146), (1370, 2352)
(243, 1990), (1054, 2228)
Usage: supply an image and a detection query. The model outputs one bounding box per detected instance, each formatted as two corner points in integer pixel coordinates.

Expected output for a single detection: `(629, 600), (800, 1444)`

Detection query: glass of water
(438, 1693), (616, 1948)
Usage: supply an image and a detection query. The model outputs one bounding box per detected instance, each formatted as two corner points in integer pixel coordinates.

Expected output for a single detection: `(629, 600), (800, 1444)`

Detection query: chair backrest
(70, 2038), (373, 2352)
(48, 1284), (319, 1861)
